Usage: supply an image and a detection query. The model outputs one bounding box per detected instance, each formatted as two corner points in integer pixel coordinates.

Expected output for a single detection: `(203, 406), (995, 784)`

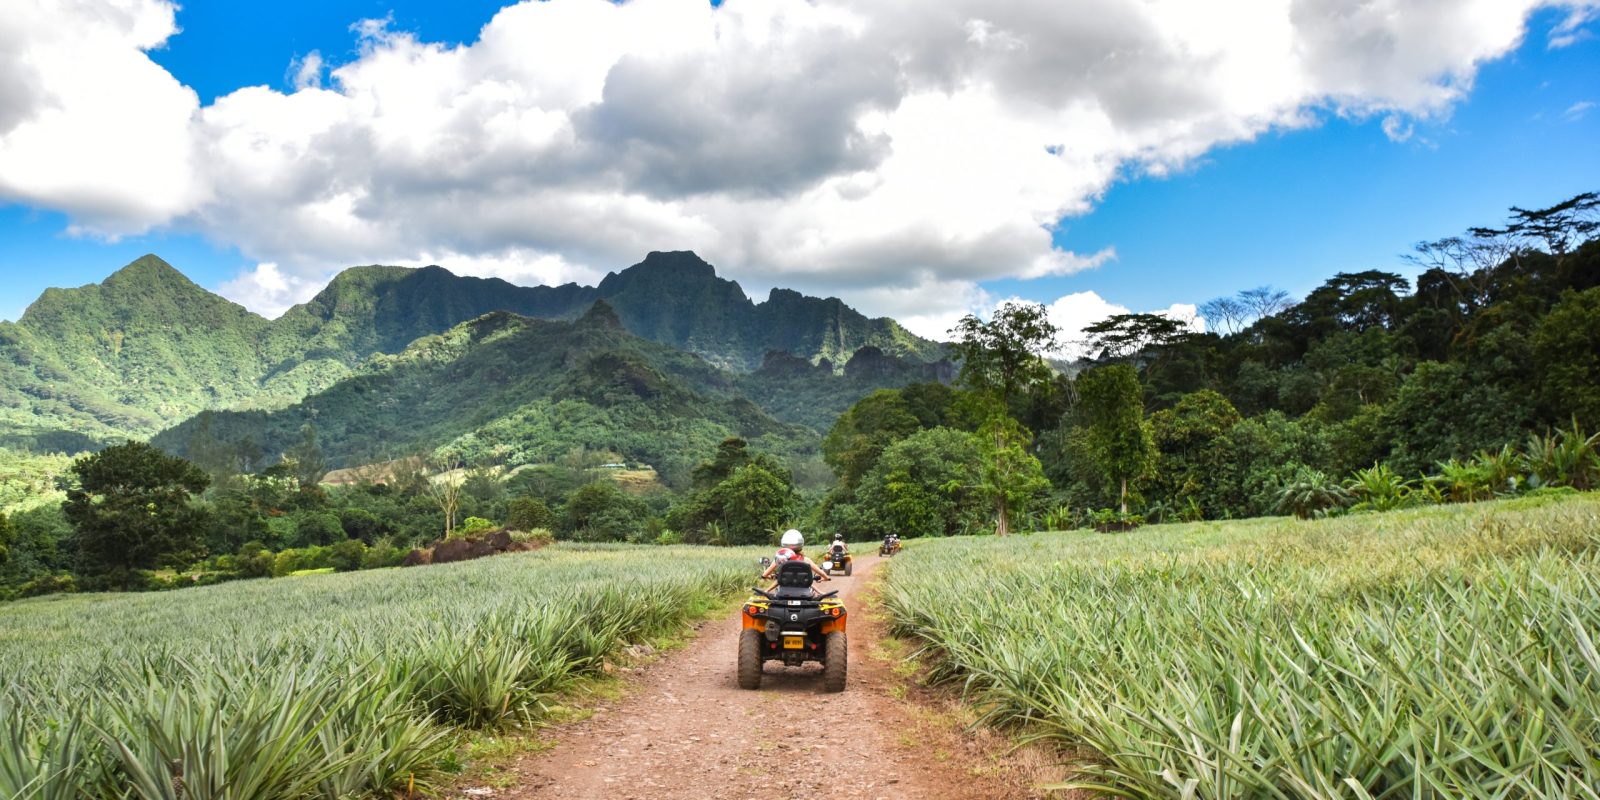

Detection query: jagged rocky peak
(596, 250), (742, 296)
(631, 250), (718, 279)
(578, 298), (625, 329)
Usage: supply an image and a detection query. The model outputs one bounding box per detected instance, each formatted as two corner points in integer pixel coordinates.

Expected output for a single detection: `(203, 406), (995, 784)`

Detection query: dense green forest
(2, 192), (1597, 600)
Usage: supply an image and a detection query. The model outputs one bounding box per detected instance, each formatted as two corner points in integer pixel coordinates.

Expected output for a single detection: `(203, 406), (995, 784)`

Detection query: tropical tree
(948, 301), (1059, 407)
(64, 442), (212, 586)
(821, 392), (920, 492)
(1077, 365), (1157, 515)
(674, 439), (798, 544)
(1081, 312), (1195, 362)
(1149, 389), (1242, 517)
(1531, 287), (1600, 426)
(855, 427), (985, 538)
(976, 415), (1050, 536)
(562, 482), (648, 542)
(506, 497), (555, 531)
(1274, 468), (1351, 519)
(704, 464), (797, 546)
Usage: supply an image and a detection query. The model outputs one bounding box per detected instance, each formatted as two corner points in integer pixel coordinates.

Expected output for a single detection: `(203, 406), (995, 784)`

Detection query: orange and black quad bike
(822, 541), (853, 576)
(737, 560), (847, 691)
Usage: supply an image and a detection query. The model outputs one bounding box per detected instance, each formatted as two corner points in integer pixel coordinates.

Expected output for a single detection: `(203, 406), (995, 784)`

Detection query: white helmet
(780, 529), (804, 548)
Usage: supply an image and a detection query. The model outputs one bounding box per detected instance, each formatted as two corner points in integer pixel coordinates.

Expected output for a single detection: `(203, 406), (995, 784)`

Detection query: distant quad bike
(822, 541), (853, 576)
(738, 560), (847, 691)
(879, 536), (902, 557)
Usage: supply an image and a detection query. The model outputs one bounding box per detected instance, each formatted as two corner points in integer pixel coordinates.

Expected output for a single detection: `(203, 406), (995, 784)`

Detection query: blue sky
(0, 1), (1596, 334)
(1020, 7), (1600, 310)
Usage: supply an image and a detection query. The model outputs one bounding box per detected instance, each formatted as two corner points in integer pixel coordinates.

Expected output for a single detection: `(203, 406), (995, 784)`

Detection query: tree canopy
(64, 442), (212, 585)
(949, 302), (1059, 406)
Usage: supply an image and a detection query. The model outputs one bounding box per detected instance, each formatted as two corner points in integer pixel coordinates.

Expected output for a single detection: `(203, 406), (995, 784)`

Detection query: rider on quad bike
(740, 537), (848, 691)
(761, 529), (831, 593)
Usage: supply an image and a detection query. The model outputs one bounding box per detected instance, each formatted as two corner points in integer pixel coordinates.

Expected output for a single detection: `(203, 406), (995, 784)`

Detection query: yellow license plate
(783, 636), (805, 650)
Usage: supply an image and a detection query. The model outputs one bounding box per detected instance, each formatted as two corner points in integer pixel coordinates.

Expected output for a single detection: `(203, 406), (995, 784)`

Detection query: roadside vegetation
(883, 492), (1600, 798)
(0, 544), (756, 798)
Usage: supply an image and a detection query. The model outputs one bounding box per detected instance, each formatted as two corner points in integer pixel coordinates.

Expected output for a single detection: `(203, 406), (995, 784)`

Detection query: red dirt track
(500, 554), (1055, 800)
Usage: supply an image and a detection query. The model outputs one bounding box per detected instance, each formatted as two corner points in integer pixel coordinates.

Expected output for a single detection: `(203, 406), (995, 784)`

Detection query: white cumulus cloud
(1033, 292), (1205, 359)
(217, 262), (319, 318)
(0, 0), (1593, 323)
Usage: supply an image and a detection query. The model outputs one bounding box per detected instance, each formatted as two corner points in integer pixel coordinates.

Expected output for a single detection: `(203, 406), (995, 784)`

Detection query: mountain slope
(153, 305), (813, 484)
(0, 256), (275, 447)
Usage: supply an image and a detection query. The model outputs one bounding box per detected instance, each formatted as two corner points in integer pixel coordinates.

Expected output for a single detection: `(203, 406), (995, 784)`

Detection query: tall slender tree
(976, 414), (1049, 536)
(1077, 365), (1157, 515)
(425, 452), (466, 539)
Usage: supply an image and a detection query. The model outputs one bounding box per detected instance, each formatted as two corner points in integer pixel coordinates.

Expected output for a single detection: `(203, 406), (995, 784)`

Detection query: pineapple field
(0, 545), (757, 799)
(882, 492), (1600, 798)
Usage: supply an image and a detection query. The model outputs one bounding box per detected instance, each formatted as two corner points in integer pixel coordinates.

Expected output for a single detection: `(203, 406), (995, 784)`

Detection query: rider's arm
(808, 559), (830, 580)
(761, 562), (778, 580)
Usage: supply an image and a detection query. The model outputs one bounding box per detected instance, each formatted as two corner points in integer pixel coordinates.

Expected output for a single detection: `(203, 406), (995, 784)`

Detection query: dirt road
(501, 554), (1052, 800)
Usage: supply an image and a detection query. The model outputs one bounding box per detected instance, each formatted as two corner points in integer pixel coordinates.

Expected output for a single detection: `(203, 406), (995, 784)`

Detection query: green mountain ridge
(1, 251), (947, 450)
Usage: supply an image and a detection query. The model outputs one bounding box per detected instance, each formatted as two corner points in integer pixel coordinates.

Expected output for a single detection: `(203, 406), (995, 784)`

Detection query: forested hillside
(152, 303), (817, 485)
(0, 250), (943, 449)
(816, 192), (1600, 537)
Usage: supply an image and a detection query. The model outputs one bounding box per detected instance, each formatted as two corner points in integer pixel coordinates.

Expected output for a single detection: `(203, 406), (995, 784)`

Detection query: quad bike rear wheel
(823, 631), (847, 692)
(844, 560), (853, 576)
(737, 629), (763, 690)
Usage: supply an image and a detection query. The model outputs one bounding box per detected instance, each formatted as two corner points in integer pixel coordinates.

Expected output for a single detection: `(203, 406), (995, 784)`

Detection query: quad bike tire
(844, 560), (854, 576)
(737, 629), (763, 690)
(823, 631), (847, 692)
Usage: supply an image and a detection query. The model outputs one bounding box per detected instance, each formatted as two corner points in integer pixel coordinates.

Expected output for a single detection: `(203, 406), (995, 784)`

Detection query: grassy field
(0, 544), (759, 799)
(882, 492), (1600, 799)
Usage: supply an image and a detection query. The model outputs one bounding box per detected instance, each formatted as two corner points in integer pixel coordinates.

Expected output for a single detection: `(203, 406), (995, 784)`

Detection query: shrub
(1431, 458), (1494, 503)
(508, 528), (554, 547)
(337, 507), (389, 543)
(455, 517), (496, 539)
(237, 541), (274, 578)
(329, 539), (368, 572)
(1088, 508), (1144, 532)
(1344, 463), (1416, 512)
(17, 572), (76, 597)
(506, 497), (554, 531)
(362, 539), (407, 570)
